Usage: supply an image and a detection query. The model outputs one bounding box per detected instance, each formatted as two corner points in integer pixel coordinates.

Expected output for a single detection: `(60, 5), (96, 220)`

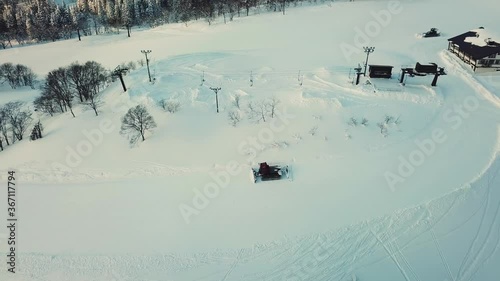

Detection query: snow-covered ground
(0, 0), (499, 280)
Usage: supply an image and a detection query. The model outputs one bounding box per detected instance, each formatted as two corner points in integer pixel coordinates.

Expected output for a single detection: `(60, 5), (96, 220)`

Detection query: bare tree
(228, 110), (242, 126)
(246, 98), (280, 122)
(267, 97), (280, 118)
(3, 101), (32, 141)
(120, 105), (157, 144)
(309, 126), (318, 136)
(384, 115), (394, 124)
(348, 117), (358, 127)
(67, 62), (87, 102)
(37, 61), (107, 118)
(12, 111), (32, 140)
(39, 83), (65, 114)
(84, 90), (103, 116)
(0, 63), (16, 88)
(0, 63), (36, 89)
(0, 107), (10, 146)
(82, 62), (107, 116)
(361, 118), (369, 126)
(34, 94), (59, 116)
(15, 64), (36, 89)
(64, 61), (107, 116)
(157, 99), (167, 110)
(84, 61), (108, 95)
(232, 94), (241, 109)
(2, 101), (22, 143)
(247, 100), (268, 122)
(45, 68), (76, 117)
(377, 122), (388, 136)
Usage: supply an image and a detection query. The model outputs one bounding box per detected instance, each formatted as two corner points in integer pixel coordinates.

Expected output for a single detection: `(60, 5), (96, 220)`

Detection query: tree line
(0, 0), (303, 46)
(34, 61), (109, 117)
(0, 62), (36, 88)
(0, 60), (109, 151)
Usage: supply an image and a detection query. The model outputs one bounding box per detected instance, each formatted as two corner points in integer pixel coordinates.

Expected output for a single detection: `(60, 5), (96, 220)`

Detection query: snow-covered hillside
(0, 0), (499, 280)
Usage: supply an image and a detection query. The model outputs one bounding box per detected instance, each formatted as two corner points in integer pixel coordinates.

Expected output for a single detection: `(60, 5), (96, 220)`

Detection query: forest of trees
(0, 0), (300, 47)
(34, 60), (108, 117)
(0, 0), (305, 150)
(0, 62), (36, 88)
(0, 60), (123, 152)
(0, 60), (110, 151)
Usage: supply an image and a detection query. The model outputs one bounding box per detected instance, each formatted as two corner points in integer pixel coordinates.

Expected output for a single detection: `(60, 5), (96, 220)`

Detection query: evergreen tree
(122, 0), (135, 36)
(25, 13), (36, 40)
(97, 0), (107, 32)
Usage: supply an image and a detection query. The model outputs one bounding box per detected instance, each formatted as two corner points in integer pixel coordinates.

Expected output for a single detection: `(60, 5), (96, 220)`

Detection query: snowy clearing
(0, 0), (500, 280)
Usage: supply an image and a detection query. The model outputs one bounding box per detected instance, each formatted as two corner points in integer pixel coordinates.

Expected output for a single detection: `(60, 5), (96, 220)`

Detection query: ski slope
(0, 0), (500, 280)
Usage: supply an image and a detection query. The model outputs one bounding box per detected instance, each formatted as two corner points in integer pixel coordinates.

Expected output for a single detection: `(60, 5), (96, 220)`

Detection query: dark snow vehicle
(422, 28), (440, 38)
(252, 162), (290, 183)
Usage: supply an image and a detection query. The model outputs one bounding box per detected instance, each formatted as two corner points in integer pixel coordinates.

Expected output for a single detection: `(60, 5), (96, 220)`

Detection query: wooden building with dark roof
(448, 28), (500, 71)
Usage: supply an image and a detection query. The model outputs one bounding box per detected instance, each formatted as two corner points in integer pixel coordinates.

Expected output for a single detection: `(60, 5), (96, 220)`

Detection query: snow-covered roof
(448, 28), (500, 60)
(464, 28), (500, 47)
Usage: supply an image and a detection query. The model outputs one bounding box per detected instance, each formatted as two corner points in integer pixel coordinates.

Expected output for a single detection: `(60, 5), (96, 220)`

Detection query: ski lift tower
(363, 46), (375, 76)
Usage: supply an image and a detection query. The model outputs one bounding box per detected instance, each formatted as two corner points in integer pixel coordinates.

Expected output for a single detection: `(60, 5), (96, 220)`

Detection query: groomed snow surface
(1, 0), (500, 280)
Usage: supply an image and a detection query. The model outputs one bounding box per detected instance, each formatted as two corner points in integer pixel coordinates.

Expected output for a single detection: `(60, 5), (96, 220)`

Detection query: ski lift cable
(158, 68), (352, 79)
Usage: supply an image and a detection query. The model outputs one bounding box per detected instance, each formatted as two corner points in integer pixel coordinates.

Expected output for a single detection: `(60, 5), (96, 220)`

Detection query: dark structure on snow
(368, 65), (393, 78)
(400, 62), (446, 86)
(423, 28), (440, 38)
(448, 27), (500, 71)
(252, 162), (290, 183)
(415, 62), (438, 74)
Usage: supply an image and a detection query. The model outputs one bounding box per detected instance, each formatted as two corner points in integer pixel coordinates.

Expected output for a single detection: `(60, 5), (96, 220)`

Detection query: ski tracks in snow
(221, 249), (243, 281)
(6, 158), (500, 281)
(455, 162), (500, 281)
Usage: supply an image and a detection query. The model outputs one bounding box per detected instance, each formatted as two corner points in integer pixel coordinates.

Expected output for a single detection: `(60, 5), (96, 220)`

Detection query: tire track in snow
(461, 199), (500, 281)
(221, 249), (243, 281)
(382, 227), (421, 281)
(456, 163), (500, 281)
(431, 229), (455, 281)
(459, 196), (500, 281)
(466, 219), (500, 281)
(456, 170), (494, 279)
(10, 159), (499, 281)
(390, 234), (421, 281)
(245, 235), (321, 280)
(371, 229), (411, 281)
